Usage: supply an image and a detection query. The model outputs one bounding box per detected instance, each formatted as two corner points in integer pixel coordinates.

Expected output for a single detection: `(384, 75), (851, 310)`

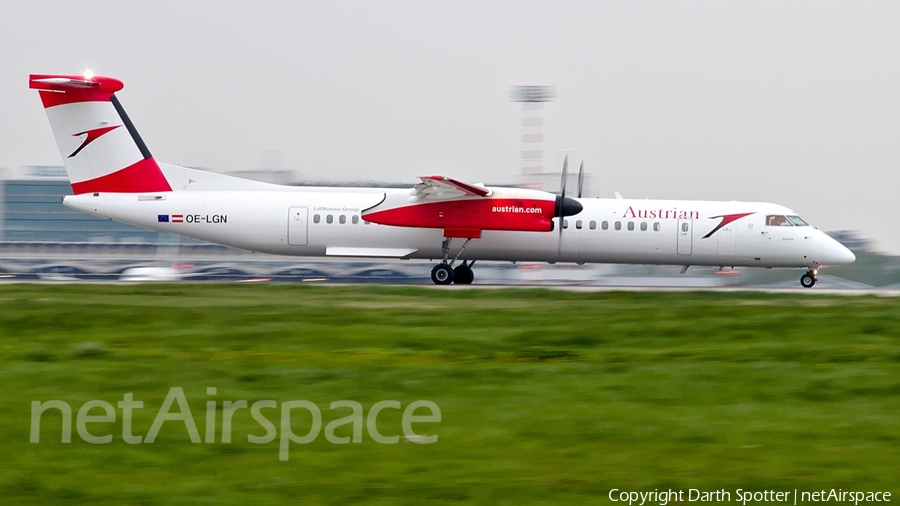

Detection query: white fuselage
(63, 187), (855, 270)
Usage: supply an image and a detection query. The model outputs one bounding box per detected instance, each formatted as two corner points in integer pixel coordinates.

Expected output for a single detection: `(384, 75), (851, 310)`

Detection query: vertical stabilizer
(29, 74), (171, 194)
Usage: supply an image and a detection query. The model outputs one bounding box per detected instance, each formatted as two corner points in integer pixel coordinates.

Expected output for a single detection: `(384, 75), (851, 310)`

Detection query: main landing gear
(430, 237), (476, 285)
(453, 262), (474, 285)
(800, 269), (818, 288)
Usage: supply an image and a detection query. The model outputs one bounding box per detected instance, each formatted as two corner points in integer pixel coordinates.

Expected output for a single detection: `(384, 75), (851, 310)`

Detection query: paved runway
(2, 278), (898, 296)
(428, 284), (900, 296)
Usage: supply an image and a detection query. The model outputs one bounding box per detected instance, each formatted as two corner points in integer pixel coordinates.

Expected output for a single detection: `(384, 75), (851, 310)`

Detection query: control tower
(509, 84), (556, 177)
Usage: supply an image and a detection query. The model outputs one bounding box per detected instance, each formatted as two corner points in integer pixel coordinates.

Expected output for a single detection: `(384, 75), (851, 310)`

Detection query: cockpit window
(786, 215), (809, 226)
(766, 215), (792, 226)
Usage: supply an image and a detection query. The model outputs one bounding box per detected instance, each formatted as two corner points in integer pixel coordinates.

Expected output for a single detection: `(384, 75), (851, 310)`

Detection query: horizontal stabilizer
(29, 74), (124, 99)
(31, 77), (100, 89)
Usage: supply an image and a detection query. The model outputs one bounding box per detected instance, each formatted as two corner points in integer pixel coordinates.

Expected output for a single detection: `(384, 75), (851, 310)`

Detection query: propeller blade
(557, 155), (569, 254)
(559, 155), (568, 200)
(577, 161), (585, 198)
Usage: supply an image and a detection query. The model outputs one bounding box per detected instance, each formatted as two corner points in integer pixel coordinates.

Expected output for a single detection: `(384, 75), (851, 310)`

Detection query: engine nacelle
(362, 187), (581, 238)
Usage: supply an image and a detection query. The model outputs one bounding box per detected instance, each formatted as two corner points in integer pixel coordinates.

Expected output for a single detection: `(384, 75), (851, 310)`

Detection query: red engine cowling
(363, 196), (557, 238)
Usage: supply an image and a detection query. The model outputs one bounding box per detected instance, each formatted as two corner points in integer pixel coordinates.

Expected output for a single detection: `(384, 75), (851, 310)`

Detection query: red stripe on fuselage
(363, 198), (555, 232)
(70, 158), (172, 194)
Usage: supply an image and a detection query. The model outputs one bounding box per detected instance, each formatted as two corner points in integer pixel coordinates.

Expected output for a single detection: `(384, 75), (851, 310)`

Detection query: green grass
(0, 284), (898, 504)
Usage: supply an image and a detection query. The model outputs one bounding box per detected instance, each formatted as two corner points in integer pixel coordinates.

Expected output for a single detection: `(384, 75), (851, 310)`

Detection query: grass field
(1, 284), (898, 504)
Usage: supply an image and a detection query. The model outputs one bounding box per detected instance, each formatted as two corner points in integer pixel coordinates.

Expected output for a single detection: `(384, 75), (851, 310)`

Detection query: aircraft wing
(409, 175), (492, 202)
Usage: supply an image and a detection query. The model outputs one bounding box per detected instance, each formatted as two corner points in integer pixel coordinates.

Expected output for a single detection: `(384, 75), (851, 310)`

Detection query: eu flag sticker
(158, 215), (169, 223)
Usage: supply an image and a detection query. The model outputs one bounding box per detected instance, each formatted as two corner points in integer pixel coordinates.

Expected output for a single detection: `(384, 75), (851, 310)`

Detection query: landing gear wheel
(800, 273), (816, 288)
(453, 264), (474, 285)
(431, 264), (454, 285)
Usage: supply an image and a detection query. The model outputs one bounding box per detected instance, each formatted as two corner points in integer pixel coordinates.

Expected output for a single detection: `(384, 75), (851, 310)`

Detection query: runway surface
(416, 284), (900, 296)
(4, 279), (896, 296)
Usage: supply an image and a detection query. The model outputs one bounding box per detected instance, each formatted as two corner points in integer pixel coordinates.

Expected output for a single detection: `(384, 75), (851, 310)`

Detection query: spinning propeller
(554, 155), (584, 254)
(577, 161), (585, 198)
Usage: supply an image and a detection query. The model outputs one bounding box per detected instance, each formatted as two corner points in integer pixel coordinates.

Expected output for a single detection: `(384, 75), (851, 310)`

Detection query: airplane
(28, 73), (855, 287)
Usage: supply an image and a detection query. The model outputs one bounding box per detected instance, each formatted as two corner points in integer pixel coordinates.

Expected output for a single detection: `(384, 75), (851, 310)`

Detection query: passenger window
(352, 215), (359, 224)
(326, 215), (334, 224)
(766, 215), (792, 226)
(339, 215), (346, 224)
(562, 219), (568, 229)
(364, 220), (371, 225)
(614, 221), (621, 231)
(601, 221), (609, 230)
(627, 222), (634, 231)
(589, 220), (596, 230)
(653, 222), (660, 232)
(313, 214), (320, 224)
(576, 220), (583, 230)
(681, 223), (689, 232)
(640, 222), (647, 231)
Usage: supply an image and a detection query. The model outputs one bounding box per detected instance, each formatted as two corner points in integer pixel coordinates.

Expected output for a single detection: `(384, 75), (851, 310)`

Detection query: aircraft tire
(453, 265), (474, 285)
(431, 264), (454, 285)
(800, 273), (816, 288)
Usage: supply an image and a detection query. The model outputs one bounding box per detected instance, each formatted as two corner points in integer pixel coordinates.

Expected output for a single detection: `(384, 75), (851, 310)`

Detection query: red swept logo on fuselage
(701, 212), (755, 239)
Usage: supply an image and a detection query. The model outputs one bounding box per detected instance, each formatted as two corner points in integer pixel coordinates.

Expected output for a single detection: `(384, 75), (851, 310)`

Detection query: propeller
(577, 161), (585, 198)
(556, 155), (568, 250)
(554, 155), (584, 255)
(560, 155), (568, 201)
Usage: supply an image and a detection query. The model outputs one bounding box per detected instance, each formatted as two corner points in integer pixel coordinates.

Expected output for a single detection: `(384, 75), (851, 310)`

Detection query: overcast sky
(1, 1), (898, 252)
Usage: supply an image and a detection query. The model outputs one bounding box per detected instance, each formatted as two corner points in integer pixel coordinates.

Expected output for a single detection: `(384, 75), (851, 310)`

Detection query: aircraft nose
(822, 237), (856, 265)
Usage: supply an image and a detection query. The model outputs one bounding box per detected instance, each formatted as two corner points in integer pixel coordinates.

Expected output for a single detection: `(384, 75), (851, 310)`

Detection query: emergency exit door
(677, 218), (692, 255)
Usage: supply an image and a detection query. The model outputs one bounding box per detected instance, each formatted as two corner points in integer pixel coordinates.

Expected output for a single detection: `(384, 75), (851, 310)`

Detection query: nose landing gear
(430, 237), (476, 285)
(800, 269), (818, 288)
